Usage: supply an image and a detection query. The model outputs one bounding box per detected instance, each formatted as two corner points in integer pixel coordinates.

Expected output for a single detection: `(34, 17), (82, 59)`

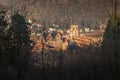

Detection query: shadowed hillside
(0, 0), (120, 28)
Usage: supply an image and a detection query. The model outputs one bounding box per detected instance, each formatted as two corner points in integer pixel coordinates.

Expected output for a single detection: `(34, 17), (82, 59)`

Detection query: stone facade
(69, 25), (79, 38)
(32, 32), (64, 52)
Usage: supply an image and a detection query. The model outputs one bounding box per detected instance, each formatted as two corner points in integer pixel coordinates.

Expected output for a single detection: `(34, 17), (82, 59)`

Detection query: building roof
(43, 32), (50, 38)
(51, 31), (62, 38)
(42, 32), (53, 41)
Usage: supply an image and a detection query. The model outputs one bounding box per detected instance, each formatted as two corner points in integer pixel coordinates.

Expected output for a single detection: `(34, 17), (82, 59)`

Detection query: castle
(31, 24), (106, 52)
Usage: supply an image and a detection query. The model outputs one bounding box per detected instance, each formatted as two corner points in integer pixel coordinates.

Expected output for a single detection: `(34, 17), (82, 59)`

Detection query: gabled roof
(43, 32), (50, 38)
(51, 31), (62, 39)
(42, 32), (53, 41)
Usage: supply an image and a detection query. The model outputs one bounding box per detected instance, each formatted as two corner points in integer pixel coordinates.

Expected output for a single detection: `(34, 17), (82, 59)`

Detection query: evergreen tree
(0, 5), (8, 70)
(102, 0), (120, 79)
(5, 12), (31, 80)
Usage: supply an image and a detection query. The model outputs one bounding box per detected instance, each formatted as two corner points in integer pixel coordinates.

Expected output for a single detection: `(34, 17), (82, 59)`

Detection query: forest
(0, 0), (120, 80)
(0, 0), (117, 28)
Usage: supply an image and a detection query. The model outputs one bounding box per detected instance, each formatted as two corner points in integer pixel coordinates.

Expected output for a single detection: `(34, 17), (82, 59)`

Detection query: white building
(69, 25), (79, 37)
(84, 28), (90, 32)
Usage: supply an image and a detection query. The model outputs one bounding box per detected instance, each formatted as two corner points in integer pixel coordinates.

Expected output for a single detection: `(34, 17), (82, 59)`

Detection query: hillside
(0, 0), (120, 28)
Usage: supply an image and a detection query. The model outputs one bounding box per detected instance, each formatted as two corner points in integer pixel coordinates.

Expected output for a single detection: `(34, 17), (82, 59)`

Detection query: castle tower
(69, 25), (79, 38)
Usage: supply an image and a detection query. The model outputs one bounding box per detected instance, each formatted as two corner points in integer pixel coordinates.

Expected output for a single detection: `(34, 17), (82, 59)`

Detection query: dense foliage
(0, 1), (120, 80)
(102, 0), (120, 78)
(0, 7), (31, 80)
(0, 0), (114, 28)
